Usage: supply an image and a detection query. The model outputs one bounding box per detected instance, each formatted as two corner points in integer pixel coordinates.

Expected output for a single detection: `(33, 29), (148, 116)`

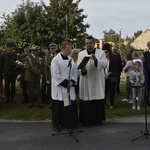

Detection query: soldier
(49, 43), (57, 58)
(40, 46), (48, 104)
(0, 51), (4, 100)
(18, 44), (30, 104)
(1, 42), (17, 103)
(41, 44), (57, 105)
(25, 46), (43, 108)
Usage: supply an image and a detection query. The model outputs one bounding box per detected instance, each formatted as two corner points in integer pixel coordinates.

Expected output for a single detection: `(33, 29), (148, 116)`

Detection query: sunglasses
(105, 51), (108, 53)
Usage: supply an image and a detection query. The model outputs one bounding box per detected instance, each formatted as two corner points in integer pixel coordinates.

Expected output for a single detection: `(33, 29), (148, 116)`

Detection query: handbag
(109, 77), (118, 83)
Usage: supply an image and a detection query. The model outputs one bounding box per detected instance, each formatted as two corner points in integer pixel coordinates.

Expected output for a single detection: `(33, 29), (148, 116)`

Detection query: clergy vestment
(77, 48), (107, 126)
(51, 53), (78, 128)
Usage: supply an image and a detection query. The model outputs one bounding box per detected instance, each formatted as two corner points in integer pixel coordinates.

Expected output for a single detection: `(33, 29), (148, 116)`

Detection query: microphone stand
(131, 58), (150, 141)
(52, 58), (83, 142)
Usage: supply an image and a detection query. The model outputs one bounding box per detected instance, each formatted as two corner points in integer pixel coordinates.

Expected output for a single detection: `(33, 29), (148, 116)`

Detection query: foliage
(133, 30), (142, 39)
(123, 30), (143, 55)
(103, 29), (120, 45)
(102, 29), (143, 57)
(0, 0), (90, 48)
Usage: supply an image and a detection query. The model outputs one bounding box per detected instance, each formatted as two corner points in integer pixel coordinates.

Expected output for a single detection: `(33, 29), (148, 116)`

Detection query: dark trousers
(145, 73), (150, 102)
(20, 79), (29, 103)
(41, 76), (51, 104)
(105, 80), (115, 106)
(52, 100), (78, 128)
(79, 99), (105, 126)
(126, 77), (132, 100)
(27, 80), (41, 105)
(4, 74), (16, 102)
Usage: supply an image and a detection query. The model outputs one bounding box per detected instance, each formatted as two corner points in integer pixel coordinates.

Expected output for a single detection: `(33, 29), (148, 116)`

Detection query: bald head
(147, 41), (150, 50)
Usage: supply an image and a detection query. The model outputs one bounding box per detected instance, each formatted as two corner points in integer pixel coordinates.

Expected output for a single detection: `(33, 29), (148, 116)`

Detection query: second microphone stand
(131, 60), (150, 141)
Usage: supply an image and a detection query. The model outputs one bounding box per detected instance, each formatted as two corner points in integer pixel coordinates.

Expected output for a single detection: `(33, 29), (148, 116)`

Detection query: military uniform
(39, 51), (46, 104)
(42, 52), (53, 104)
(0, 53), (4, 99)
(18, 53), (29, 103)
(25, 48), (42, 108)
(1, 49), (17, 103)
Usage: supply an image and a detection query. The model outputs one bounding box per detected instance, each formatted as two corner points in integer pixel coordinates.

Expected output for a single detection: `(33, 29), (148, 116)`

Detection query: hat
(6, 42), (15, 47)
(30, 46), (40, 51)
(49, 43), (56, 49)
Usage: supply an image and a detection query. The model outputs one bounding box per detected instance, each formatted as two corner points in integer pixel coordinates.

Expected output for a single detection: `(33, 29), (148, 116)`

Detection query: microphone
(68, 58), (72, 67)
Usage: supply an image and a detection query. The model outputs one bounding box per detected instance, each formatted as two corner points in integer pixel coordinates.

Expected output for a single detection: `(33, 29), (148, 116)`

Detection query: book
(77, 56), (91, 69)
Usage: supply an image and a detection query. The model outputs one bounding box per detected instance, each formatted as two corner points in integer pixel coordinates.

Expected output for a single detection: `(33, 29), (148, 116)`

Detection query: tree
(0, 0), (90, 48)
(43, 0), (89, 46)
(123, 30), (143, 54)
(103, 29), (120, 45)
(133, 30), (142, 39)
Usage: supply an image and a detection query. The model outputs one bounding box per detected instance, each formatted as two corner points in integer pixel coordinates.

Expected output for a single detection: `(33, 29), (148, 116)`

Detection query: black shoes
(53, 126), (61, 132)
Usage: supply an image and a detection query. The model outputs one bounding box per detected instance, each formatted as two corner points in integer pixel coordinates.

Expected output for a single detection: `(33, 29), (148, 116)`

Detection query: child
(130, 61), (144, 110)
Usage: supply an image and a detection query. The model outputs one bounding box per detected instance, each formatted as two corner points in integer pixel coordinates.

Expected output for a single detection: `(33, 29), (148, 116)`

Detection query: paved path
(1, 117), (150, 150)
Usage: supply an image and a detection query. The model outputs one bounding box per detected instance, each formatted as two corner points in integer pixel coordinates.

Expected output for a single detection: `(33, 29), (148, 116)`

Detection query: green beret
(6, 42), (15, 47)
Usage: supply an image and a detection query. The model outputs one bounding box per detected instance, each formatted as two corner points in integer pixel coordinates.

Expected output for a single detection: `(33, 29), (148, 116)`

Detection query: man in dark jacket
(1, 42), (17, 103)
(112, 46), (123, 94)
(143, 41), (150, 102)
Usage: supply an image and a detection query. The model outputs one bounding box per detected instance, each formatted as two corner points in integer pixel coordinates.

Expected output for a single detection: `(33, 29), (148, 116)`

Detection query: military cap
(6, 42), (15, 47)
(30, 46), (40, 51)
(49, 43), (56, 48)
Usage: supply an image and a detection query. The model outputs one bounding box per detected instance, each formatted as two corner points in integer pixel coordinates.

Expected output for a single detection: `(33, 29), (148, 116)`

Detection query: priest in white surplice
(51, 41), (78, 132)
(77, 36), (107, 126)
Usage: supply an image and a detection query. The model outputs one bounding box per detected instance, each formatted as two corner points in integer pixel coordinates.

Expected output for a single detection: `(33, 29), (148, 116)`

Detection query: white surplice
(77, 49), (107, 101)
(51, 53), (78, 106)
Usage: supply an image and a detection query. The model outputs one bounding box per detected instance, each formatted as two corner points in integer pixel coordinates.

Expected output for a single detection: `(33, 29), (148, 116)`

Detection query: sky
(0, 0), (150, 39)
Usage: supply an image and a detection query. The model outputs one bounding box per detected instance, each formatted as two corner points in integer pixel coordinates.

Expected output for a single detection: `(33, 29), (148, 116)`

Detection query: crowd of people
(0, 37), (150, 133)
(0, 42), (57, 108)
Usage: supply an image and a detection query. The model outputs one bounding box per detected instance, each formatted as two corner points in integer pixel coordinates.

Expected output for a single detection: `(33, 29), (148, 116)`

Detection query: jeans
(132, 88), (142, 106)
(126, 77), (132, 100)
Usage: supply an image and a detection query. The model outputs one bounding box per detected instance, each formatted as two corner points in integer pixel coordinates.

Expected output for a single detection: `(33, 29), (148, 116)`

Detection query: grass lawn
(0, 72), (149, 121)
(106, 72), (148, 118)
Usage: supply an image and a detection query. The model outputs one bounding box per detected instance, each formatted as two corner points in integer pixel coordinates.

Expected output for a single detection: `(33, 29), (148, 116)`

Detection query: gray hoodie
(130, 69), (144, 87)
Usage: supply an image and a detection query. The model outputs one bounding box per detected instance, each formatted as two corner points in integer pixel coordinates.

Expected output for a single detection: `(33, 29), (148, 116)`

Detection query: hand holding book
(77, 56), (91, 69)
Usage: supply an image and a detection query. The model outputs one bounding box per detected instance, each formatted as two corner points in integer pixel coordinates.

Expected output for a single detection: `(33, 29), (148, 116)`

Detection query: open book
(77, 56), (91, 69)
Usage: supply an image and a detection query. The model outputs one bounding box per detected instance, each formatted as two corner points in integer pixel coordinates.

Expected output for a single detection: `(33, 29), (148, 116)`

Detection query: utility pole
(66, 14), (68, 40)
(119, 28), (122, 50)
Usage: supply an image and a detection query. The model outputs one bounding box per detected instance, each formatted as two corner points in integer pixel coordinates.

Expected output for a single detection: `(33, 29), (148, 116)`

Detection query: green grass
(0, 88), (51, 121)
(106, 72), (147, 118)
(0, 73), (149, 121)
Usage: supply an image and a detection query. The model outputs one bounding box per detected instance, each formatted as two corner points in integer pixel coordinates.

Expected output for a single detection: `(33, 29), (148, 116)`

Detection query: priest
(77, 36), (107, 126)
(51, 41), (79, 132)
